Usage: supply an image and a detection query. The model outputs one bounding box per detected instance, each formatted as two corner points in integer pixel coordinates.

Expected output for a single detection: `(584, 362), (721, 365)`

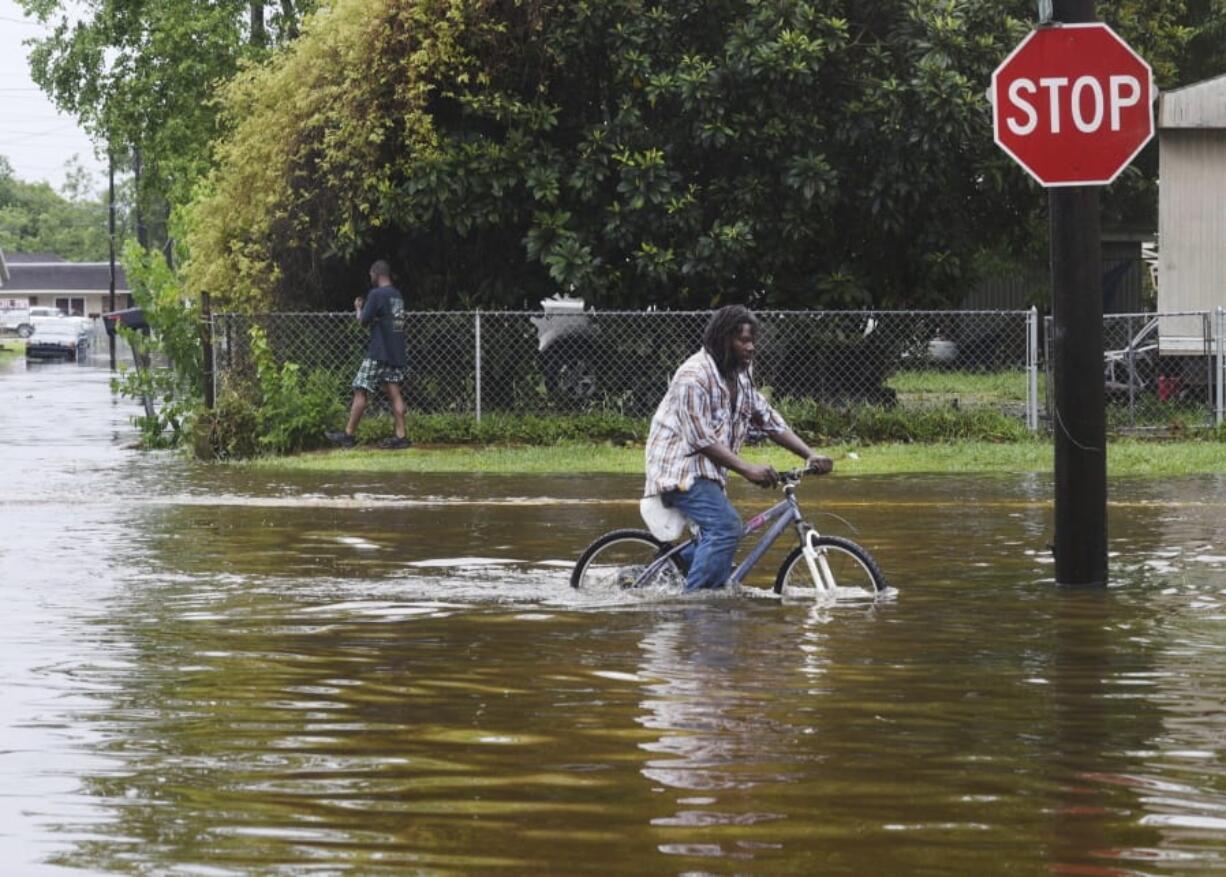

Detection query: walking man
(326, 260), (410, 449)
(645, 305), (832, 590)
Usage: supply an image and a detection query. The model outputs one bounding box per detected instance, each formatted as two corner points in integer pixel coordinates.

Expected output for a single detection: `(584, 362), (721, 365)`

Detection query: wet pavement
(2, 354), (1226, 874)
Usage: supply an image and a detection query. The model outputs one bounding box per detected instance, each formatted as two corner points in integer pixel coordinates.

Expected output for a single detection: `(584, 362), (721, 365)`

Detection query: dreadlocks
(702, 305), (758, 380)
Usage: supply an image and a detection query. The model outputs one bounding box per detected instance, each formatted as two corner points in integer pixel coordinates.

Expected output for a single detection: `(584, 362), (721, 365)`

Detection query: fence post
(1128, 316), (1138, 425)
(1027, 306), (1039, 431)
(213, 314), (221, 407)
(200, 291), (215, 410)
(474, 310), (482, 424)
(1211, 306), (1221, 426)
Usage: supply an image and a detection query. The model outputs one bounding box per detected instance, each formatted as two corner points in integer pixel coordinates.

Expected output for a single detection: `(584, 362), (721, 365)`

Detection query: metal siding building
(1157, 74), (1226, 351)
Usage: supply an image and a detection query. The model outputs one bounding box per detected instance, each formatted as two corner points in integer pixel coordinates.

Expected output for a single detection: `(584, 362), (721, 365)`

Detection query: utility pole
(1049, 0), (1107, 586)
(108, 150), (117, 371)
(133, 148), (147, 250)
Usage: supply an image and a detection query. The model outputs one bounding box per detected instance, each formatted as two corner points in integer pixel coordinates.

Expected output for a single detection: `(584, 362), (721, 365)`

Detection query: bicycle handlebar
(777, 465), (830, 485)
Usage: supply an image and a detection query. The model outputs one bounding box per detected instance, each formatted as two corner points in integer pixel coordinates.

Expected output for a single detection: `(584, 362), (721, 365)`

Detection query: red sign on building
(991, 23), (1155, 187)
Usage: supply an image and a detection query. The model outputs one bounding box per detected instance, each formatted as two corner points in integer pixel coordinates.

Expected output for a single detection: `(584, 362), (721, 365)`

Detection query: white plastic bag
(639, 495), (688, 541)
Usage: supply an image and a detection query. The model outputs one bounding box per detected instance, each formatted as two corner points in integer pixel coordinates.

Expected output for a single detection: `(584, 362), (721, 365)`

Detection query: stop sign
(992, 23), (1155, 187)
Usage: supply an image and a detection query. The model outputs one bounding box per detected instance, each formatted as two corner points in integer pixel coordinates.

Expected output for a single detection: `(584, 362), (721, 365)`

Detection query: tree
(0, 155), (130, 260)
(17, 0), (315, 249)
(1179, 0), (1226, 84)
(183, 0), (1205, 312)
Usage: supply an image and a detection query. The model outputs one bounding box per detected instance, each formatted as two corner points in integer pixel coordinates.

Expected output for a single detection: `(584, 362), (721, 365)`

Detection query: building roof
(4, 252), (65, 264)
(0, 255), (128, 292)
(1159, 72), (1226, 129)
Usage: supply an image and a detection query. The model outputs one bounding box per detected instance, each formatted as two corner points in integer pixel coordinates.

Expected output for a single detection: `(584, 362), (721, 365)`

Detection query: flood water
(2, 354), (1226, 875)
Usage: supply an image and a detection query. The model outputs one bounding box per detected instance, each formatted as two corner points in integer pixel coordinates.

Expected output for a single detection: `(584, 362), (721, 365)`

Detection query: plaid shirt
(644, 349), (788, 496)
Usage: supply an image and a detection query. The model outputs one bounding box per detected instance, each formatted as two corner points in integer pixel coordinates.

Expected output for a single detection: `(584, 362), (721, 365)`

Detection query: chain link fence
(1045, 310), (1224, 430)
(212, 306), (1226, 430)
(212, 308), (1044, 423)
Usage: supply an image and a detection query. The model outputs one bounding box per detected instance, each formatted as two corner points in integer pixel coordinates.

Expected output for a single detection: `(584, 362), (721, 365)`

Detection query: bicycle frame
(632, 482), (821, 589)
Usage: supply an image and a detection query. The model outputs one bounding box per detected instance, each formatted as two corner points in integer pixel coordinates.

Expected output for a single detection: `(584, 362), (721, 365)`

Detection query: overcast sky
(0, 0), (107, 194)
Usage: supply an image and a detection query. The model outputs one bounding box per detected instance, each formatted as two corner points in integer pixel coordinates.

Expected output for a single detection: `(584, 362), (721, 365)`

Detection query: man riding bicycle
(645, 305), (833, 591)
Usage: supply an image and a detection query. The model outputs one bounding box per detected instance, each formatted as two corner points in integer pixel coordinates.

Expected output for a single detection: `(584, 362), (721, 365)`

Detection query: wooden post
(1050, 0), (1107, 587)
(201, 291), (215, 410)
(108, 151), (117, 371)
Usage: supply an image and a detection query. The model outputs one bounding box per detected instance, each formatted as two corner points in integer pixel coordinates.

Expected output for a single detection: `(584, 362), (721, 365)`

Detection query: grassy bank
(886, 368), (1034, 404)
(0, 339), (26, 363)
(245, 438), (1225, 478)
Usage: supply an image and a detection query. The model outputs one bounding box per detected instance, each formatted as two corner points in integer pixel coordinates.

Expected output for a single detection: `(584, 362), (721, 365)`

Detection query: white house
(0, 250), (131, 321)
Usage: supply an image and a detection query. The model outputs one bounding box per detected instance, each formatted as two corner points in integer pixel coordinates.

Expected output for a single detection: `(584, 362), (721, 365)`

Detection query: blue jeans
(664, 478), (743, 591)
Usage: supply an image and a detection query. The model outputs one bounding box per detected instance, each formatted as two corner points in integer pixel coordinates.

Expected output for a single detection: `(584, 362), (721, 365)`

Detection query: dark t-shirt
(360, 285), (406, 367)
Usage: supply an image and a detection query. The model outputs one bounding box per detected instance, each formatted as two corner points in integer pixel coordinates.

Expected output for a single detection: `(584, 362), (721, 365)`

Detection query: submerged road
(2, 355), (1226, 874)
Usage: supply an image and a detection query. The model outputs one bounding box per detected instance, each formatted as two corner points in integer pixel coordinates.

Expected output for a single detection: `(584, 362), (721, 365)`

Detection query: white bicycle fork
(801, 529), (836, 593)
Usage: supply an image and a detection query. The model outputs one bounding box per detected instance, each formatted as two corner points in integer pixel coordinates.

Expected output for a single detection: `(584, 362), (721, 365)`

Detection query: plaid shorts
(352, 358), (407, 393)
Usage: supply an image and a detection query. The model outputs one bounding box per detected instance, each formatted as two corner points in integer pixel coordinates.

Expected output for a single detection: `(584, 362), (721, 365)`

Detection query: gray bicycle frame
(633, 485), (809, 588)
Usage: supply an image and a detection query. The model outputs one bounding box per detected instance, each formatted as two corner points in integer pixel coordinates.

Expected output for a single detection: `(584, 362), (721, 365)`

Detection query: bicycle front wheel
(571, 529), (686, 591)
(774, 535), (887, 598)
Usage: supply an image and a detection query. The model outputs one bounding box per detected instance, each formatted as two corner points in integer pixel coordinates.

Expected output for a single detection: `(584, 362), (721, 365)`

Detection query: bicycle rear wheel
(571, 529), (686, 591)
(774, 535), (887, 598)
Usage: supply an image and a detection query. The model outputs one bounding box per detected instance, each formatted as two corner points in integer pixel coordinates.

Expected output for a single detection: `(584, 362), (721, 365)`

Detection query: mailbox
(101, 307), (149, 338)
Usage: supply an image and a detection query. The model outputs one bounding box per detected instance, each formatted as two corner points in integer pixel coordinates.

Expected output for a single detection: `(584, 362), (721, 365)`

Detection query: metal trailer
(1155, 74), (1226, 421)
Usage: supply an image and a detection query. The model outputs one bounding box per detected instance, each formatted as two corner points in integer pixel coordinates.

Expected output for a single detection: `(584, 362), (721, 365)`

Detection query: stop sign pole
(1046, 0), (1104, 588)
(992, 2), (1154, 586)
(1052, 0), (1104, 588)
(1049, 156), (1106, 588)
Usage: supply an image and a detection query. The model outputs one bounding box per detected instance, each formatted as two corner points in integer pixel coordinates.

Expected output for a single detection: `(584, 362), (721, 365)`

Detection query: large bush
(184, 0), (1193, 313)
(188, 326), (345, 458)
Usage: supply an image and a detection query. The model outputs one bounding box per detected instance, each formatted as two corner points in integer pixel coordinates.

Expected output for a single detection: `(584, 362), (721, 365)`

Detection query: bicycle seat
(639, 495), (690, 541)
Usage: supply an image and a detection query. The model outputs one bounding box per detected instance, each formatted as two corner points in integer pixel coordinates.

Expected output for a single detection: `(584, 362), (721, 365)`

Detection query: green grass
(0, 339), (26, 362)
(1106, 400), (1214, 432)
(886, 368), (1037, 404)
(250, 442), (648, 475)
(244, 437), (1225, 478)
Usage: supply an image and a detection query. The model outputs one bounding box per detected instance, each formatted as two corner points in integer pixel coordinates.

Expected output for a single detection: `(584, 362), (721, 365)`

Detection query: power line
(0, 125), (86, 146)
(0, 202), (116, 213)
(0, 14), (47, 26)
(4, 105), (81, 113)
(4, 165), (104, 174)
(3, 124), (85, 132)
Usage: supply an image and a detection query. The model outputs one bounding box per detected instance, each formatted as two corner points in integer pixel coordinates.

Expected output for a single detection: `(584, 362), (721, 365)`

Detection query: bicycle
(569, 467), (888, 598)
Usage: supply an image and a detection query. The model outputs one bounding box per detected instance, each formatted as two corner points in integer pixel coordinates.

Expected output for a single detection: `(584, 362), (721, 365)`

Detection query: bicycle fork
(798, 525), (835, 593)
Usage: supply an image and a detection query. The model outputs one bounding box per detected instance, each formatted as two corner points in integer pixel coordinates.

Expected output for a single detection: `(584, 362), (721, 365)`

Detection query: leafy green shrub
(775, 399), (1031, 444)
(187, 328), (345, 459)
(250, 327), (345, 455)
(188, 382), (261, 460)
(110, 242), (203, 448)
(356, 409), (646, 446)
(344, 403), (1034, 447)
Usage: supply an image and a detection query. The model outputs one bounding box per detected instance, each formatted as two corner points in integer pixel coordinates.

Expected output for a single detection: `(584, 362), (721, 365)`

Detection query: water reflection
(636, 611), (810, 865)
(1043, 590), (1166, 874)
(4, 361), (1226, 874)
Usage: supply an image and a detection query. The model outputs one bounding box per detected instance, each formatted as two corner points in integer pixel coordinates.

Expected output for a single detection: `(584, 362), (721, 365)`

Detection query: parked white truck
(0, 298), (33, 337)
(0, 301), (89, 338)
